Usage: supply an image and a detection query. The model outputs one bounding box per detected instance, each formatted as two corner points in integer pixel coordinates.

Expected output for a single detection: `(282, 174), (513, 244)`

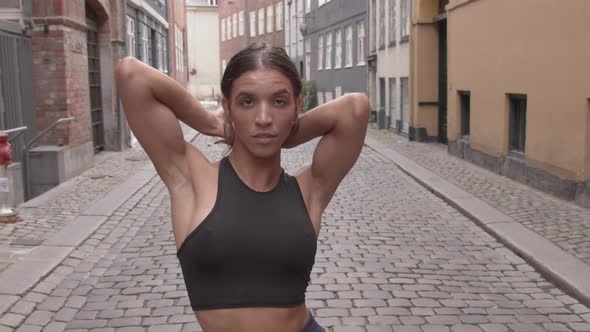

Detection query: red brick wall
(169, 0), (188, 87)
(31, 0), (115, 147)
(219, 0), (286, 72)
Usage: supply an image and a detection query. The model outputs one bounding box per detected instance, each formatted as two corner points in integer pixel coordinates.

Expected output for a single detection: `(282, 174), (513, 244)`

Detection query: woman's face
(223, 68), (302, 158)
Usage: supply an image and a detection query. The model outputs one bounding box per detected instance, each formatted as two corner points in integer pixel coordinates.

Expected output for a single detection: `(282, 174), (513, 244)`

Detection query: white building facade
(369, 0), (411, 133)
(187, 0), (221, 100)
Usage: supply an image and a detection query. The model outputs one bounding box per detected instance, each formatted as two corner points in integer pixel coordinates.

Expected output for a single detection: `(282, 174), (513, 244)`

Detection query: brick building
(218, 0), (285, 74)
(0, 0), (187, 200)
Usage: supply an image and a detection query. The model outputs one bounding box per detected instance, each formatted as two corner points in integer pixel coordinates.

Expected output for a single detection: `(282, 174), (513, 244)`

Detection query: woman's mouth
(253, 133), (276, 144)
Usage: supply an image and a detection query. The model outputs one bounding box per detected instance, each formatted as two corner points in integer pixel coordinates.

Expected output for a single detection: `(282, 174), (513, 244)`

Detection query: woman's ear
(222, 97), (229, 113)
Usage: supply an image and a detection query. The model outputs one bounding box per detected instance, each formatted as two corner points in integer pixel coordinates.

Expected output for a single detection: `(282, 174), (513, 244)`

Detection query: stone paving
(1, 134), (590, 331)
(367, 128), (590, 266)
(0, 124), (196, 274)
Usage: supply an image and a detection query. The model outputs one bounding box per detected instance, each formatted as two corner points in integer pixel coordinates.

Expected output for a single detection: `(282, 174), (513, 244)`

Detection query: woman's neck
(227, 145), (282, 192)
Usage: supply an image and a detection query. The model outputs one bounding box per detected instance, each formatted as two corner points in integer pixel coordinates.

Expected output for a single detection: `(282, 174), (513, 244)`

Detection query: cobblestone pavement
(367, 128), (590, 266)
(0, 125), (196, 274)
(1, 134), (590, 331)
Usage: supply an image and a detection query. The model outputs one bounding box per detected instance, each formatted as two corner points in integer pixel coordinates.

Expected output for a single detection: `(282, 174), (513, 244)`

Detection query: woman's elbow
(115, 57), (141, 84)
(347, 93), (370, 121)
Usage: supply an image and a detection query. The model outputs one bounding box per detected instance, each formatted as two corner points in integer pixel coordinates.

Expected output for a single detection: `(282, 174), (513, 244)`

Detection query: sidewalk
(365, 128), (590, 309)
(0, 125), (199, 316)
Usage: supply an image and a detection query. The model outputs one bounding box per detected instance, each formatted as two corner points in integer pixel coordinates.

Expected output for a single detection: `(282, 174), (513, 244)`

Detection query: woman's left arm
(284, 93), (370, 209)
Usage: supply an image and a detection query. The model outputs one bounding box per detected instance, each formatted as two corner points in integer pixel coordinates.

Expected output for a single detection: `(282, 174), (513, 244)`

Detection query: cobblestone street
(1, 135), (589, 332)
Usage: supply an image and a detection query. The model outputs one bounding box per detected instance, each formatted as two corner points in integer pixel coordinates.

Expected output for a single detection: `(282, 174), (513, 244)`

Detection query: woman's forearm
(283, 93), (368, 149)
(115, 57), (222, 137)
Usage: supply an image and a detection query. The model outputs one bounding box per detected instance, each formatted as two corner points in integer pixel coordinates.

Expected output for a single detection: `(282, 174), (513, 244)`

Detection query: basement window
(508, 94), (527, 153)
(459, 91), (470, 138)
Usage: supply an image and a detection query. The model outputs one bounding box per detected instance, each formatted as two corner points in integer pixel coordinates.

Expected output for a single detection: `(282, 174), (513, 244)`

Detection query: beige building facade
(187, 0), (221, 100)
(410, 0), (590, 206)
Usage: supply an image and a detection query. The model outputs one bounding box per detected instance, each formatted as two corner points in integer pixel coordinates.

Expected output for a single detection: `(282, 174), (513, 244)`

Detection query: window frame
(325, 31), (332, 70)
(334, 28), (342, 69)
(258, 8), (265, 36)
(267, 5), (274, 33)
(508, 94), (527, 153)
(345, 25), (353, 67)
(357, 21), (366, 65)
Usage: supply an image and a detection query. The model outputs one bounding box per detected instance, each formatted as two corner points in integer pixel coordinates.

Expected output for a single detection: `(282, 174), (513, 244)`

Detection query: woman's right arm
(115, 57), (222, 191)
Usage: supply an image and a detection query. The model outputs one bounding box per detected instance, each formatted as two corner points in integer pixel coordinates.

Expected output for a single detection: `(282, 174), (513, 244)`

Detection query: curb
(364, 136), (590, 309)
(0, 129), (200, 316)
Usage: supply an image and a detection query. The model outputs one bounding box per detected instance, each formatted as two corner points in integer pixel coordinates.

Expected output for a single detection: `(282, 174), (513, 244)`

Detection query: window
(357, 21), (365, 65)
(459, 91), (471, 137)
(509, 94), (527, 153)
(389, 78), (396, 129)
(290, 2), (296, 49)
(317, 91), (324, 105)
(286, 2), (291, 53)
(325, 91), (333, 102)
(389, 0), (396, 45)
(297, 0), (304, 49)
(232, 13), (237, 38)
(155, 33), (163, 70)
(325, 31), (332, 69)
(306, 0), (311, 13)
(276, 2), (283, 31)
(335, 86), (342, 98)
(126, 16), (136, 57)
(161, 34), (168, 73)
(267, 5), (273, 33)
(370, 0), (376, 52)
(175, 26), (184, 72)
(141, 24), (149, 63)
(334, 29), (342, 69)
(401, 0), (409, 40)
(258, 8), (265, 36)
(239, 11), (244, 36)
(305, 39), (311, 79)
(250, 11), (257, 37)
(227, 17), (231, 40)
(208, 0), (218, 5)
(319, 0), (326, 6)
(345, 25), (353, 67)
(379, 0), (385, 49)
(318, 35), (324, 70)
(221, 18), (226, 41)
(401, 77), (409, 132)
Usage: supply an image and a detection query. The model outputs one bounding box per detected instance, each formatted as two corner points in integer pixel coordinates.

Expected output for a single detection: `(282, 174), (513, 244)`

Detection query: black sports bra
(176, 157), (317, 311)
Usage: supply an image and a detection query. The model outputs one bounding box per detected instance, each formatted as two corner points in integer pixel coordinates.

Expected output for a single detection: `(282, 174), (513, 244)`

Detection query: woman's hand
(205, 107), (226, 139)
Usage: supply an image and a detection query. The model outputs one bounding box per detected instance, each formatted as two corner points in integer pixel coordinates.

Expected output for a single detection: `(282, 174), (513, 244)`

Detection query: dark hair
(218, 42), (302, 147)
(221, 42), (302, 100)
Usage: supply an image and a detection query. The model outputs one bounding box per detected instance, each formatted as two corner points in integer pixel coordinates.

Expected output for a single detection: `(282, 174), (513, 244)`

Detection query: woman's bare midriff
(193, 304), (310, 332)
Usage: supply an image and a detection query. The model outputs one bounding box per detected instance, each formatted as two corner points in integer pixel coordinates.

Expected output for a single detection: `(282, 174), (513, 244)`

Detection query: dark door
(379, 77), (386, 129)
(437, 20), (448, 144)
(86, 5), (105, 152)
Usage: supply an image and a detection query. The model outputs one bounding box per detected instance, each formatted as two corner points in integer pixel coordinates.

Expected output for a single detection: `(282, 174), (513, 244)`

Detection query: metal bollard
(0, 131), (18, 223)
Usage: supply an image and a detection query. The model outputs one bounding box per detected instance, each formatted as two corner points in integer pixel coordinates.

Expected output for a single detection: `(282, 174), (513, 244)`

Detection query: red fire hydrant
(0, 132), (12, 166)
(0, 131), (17, 223)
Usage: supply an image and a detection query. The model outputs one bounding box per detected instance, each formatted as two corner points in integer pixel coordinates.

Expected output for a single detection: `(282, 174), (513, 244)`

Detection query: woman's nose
(255, 103), (272, 126)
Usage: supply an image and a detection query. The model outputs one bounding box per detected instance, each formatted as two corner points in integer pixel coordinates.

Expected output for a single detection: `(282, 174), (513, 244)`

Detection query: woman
(115, 42), (369, 332)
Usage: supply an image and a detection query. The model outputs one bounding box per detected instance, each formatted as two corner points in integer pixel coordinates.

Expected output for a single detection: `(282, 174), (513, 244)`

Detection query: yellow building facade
(409, 0), (590, 206)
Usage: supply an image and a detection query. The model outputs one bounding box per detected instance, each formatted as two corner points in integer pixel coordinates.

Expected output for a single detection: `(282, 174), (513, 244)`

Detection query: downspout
(117, 0), (127, 148)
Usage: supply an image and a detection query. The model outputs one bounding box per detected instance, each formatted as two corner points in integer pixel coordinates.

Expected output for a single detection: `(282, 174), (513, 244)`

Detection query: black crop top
(176, 157), (317, 311)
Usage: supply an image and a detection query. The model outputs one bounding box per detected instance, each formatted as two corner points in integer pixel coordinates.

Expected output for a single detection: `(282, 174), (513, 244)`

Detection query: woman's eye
(274, 99), (287, 106)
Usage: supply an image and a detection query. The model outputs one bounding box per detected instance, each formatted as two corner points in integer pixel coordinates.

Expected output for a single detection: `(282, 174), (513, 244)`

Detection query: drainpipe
(118, 0), (127, 148)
